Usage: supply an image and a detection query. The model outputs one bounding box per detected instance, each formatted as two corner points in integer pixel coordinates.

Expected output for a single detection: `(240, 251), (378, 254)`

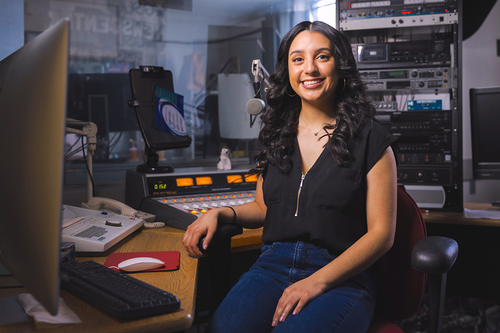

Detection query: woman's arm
(182, 175), (267, 257)
(272, 147), (397, 326)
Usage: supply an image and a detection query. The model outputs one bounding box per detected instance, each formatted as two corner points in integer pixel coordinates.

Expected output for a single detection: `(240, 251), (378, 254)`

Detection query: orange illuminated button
(196, 177), (213, 185)
(176, 178), (194, 187)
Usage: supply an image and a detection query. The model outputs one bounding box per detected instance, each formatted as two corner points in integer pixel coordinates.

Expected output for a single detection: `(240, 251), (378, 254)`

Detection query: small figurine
(217, 147), (232, 170)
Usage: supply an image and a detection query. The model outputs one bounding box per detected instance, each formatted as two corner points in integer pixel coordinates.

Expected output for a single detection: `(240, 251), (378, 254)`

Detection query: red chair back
(373, 186), (427, 321)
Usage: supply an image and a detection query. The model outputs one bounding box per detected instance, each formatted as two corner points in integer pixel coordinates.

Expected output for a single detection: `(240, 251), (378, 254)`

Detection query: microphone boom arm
(247, 59), (272, 127)
(251, 59), (271, 93)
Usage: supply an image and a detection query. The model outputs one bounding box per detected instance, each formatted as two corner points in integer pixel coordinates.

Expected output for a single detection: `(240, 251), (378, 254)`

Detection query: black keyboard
(60, 260), (180, 320)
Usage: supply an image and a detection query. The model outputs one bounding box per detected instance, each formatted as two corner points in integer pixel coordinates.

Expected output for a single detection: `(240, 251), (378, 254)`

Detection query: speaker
(404, 185), (446, 209)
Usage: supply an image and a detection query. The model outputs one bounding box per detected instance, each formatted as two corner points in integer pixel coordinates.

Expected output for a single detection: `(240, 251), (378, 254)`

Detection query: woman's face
(288, 30), (340, 109)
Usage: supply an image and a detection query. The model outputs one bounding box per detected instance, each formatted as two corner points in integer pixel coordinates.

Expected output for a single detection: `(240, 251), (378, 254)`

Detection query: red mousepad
(104, 251), (180, 272)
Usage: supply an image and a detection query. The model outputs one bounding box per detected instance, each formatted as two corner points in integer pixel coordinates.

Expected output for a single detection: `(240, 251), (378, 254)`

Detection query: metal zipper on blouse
(295, 173), (306, 217)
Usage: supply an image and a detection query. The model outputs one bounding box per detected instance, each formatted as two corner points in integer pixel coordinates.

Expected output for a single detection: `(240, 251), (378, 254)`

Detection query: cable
(66, 135), (108, 160)
(81, 136), (95, 198)
(108, 131), (123, 154)
(65, 137), (82, 158)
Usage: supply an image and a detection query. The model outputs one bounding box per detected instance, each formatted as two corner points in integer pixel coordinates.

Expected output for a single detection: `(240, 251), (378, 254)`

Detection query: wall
(462, 0), (500, 203)
(0, 0), (24, 61)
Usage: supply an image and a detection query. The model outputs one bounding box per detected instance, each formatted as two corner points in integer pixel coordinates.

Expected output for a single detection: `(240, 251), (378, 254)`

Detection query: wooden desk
(151, 204), (500, 258)
(227, 203), (500, 250)
(147, 203), (500, 256)
(418, 203), (500, 299)
(422, 203), (500, 227)
(146, 226), (265, 253)
(0, 231), (198, 333)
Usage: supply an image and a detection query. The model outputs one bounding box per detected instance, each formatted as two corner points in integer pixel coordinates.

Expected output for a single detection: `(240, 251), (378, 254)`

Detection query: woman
(183, 21), (398, 333)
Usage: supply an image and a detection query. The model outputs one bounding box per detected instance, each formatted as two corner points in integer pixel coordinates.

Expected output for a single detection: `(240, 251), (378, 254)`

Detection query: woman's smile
(301, 79), (324, 88)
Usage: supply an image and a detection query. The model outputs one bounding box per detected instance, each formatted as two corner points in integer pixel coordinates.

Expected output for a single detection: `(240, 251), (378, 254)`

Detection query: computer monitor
(66, 73), (138, 162)
(0, 18), (69, 320)
(469, 86), (500, 179)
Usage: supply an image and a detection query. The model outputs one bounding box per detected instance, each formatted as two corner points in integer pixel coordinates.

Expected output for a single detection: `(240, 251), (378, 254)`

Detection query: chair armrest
(411, 236), (459, 274)
(411, 236), (458, 333)
(197, 223), (243, 252)
(196, 223), (243, 312)
(211, 223), (243, 244)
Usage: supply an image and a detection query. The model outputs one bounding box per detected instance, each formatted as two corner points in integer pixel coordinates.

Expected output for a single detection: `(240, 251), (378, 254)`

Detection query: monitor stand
(136, 149), (174, 174)
(0, 297), (32, 326)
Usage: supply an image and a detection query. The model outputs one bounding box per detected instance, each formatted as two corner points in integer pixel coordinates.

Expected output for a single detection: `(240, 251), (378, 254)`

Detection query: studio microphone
(247, 80), (265, 115)
(247, 97), (264, 127)
(246, 98), (265, 115)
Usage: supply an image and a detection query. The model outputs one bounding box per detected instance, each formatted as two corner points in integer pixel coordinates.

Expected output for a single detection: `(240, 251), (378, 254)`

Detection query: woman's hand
(182, 209), (219, 257)
(271, 276), (326, 327)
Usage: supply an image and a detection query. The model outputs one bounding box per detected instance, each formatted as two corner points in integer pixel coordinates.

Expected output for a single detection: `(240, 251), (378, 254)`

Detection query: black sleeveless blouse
(262, 117), (398, 255)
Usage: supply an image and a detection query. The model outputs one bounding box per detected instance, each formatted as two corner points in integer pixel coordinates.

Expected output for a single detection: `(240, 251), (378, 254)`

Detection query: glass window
(23, 0), (336, 187)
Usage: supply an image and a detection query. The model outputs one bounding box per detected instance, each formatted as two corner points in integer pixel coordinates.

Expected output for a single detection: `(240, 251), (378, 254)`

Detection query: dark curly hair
(251, 21), (376, 175)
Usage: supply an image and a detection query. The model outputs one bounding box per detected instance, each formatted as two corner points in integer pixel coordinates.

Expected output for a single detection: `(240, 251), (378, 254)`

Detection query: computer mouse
(118, 257), (165, 272)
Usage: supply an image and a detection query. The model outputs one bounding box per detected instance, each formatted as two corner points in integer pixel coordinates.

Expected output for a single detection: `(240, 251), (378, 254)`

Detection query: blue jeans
(205, 241), (377, 333)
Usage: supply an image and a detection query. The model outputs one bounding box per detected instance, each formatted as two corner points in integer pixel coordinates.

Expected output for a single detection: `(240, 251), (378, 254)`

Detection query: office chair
(368, 186), (459, 333)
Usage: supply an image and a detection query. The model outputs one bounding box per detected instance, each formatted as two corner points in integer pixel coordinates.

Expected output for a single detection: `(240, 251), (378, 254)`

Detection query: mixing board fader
(153, 191), (255, 218)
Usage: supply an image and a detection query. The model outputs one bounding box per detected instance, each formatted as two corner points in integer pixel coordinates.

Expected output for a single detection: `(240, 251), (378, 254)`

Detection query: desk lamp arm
(66, 119), (98, 202)
(66, 119), (98, 150)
